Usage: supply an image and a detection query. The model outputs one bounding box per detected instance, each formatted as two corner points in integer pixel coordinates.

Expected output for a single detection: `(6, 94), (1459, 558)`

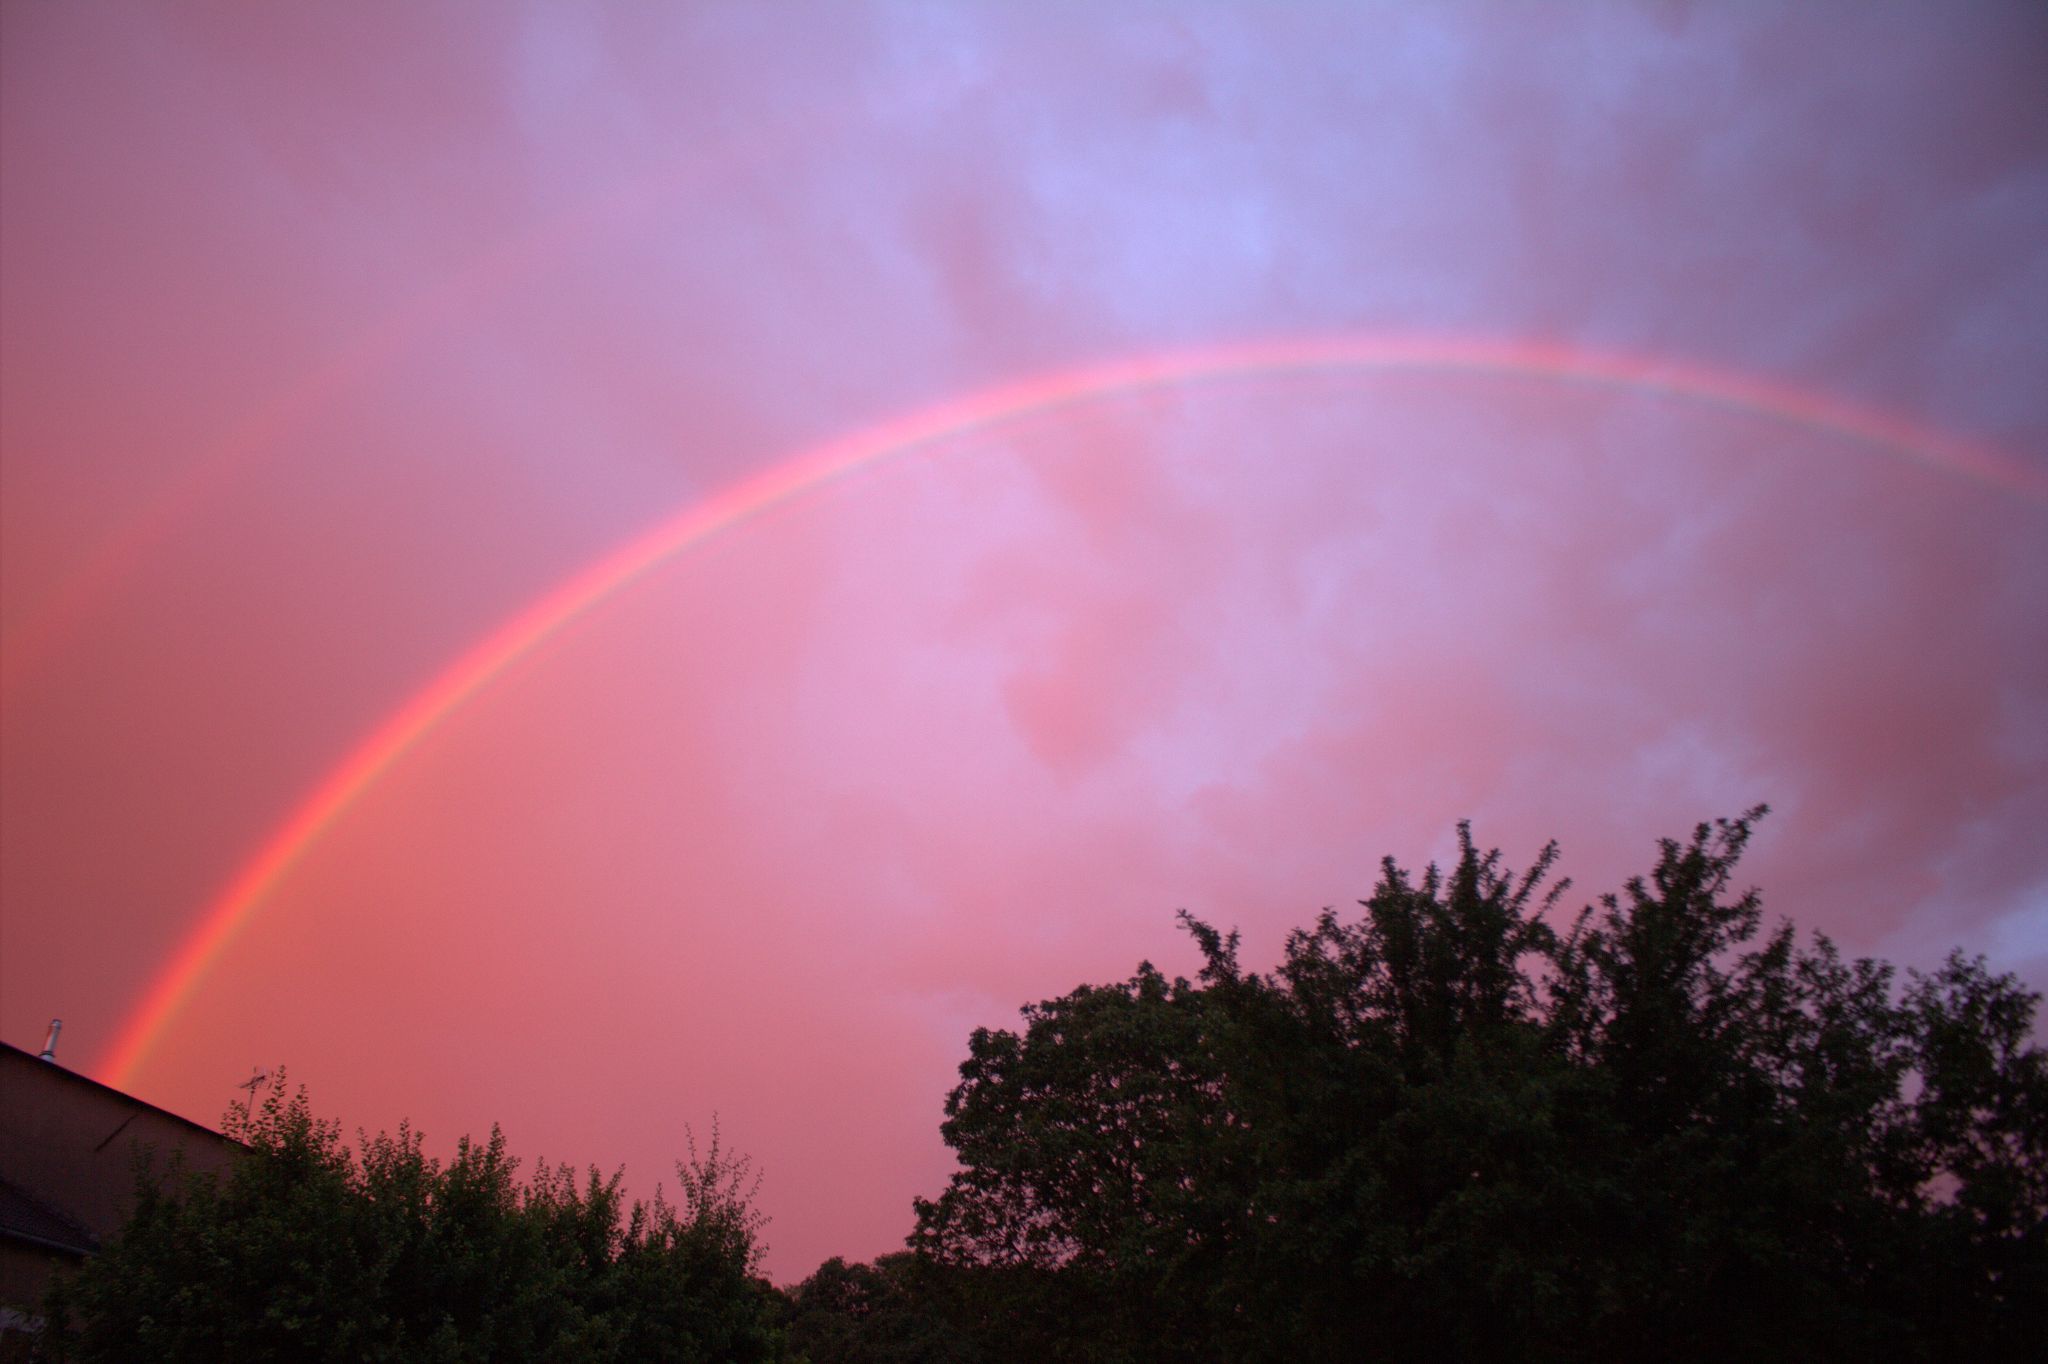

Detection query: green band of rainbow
(97, 333), (2044, 1087)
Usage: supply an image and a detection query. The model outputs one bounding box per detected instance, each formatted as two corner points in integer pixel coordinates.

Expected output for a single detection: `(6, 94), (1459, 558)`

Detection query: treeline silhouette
(45, 813), (2047, 1361)
(46, 1092), (781, 1362)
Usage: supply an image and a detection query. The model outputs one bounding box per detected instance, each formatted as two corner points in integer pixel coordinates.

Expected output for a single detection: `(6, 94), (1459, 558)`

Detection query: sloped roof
(0, 1042), (238, 1147)
(0, 1175), (98, 1258)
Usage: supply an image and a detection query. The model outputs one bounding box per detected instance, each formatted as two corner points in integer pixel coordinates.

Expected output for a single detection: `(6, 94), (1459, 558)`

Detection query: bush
(45, 1083), (786, 1363)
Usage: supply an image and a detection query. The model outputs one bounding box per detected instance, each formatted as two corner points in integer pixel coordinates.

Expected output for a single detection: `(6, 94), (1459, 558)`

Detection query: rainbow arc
(97, 333), (2045, 1086)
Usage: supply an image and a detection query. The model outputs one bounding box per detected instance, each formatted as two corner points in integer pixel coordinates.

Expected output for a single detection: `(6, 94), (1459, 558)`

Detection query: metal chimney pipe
(39, 1018), (62, 1061)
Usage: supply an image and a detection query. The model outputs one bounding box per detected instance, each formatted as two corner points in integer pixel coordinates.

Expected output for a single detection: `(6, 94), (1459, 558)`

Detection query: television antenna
(236, 1067), (272, 1101)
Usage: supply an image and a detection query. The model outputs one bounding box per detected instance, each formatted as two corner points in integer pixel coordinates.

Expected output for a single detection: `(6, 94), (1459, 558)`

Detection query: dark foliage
(905, 812), (2046, 1362)
(782, 1253), (974, 1364)
(43, 1082), (785, 1363)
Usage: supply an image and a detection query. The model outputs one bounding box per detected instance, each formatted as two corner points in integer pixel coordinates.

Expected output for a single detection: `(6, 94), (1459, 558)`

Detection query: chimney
(39, 1018), (62, 1061)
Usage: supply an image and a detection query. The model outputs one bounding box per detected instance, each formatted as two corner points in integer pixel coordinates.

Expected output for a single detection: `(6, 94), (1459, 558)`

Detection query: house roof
(0, 1042), (238, 1149)
(0, 1176), (98, 1258)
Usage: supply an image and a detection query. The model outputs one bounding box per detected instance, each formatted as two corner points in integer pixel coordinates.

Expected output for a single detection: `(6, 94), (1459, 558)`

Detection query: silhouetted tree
(912, 812), (2047, 1362)
(784, 1252), (974, 1364)
(44, 1079), (787, 1363)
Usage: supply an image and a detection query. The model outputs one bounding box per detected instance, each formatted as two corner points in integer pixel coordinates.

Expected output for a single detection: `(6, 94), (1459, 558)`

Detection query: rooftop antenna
(38, 1018), (61, 1062)
(236, 1067), (271, 1104)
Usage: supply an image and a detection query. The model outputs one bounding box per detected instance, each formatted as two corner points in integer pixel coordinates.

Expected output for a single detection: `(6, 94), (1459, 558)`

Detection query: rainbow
(96, 333), (2046, 1086)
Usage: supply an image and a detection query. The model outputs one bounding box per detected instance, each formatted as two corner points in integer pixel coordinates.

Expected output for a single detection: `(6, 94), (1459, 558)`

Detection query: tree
(44, 1079), (788, 1363)
(911, 813), (2048, 1362)
(910, 960), (1244, 1361)
(783, 1253), (974, 1364)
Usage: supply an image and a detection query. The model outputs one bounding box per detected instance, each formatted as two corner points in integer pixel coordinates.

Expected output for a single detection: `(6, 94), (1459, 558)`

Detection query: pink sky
(3, 2), (2045, 1281)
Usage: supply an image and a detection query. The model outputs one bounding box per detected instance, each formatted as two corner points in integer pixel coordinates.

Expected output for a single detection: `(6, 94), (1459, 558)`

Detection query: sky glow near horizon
(3, 2), (2045, 1280)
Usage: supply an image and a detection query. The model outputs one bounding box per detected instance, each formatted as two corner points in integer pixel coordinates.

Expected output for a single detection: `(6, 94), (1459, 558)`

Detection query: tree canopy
(907, 811), (2046, 1362)
(45, 1081), (785, 1363)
